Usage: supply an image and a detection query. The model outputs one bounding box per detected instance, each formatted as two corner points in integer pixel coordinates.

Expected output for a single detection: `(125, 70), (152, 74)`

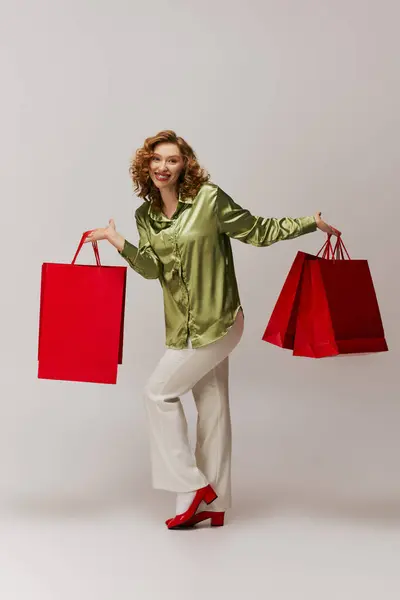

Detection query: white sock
(176, 490), (197, 515)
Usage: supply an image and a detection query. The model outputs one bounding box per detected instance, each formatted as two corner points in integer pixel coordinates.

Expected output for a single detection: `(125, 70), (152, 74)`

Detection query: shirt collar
(148, 191), (194, 221)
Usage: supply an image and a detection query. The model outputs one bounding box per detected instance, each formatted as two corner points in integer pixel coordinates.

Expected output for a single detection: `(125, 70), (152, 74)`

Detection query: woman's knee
(144, 380), (178, 405)
(144, 379), (159, 403)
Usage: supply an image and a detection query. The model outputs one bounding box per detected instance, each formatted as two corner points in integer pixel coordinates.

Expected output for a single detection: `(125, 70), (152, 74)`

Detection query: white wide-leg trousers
(143, 309), (244, 512)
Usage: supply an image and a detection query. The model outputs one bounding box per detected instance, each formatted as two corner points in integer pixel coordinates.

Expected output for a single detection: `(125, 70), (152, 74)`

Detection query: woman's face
(148, 143), (185, 192)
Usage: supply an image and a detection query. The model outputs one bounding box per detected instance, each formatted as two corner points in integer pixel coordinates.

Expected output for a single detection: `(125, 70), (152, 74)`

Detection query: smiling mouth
(155, 173), (171, 181)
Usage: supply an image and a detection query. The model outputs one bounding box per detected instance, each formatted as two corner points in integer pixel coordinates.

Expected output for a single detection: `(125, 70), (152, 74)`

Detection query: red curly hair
(129, 130), (210, 211)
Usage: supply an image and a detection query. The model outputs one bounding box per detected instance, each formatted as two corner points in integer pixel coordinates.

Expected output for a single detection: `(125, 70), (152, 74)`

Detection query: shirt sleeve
(214, 186), (317, 246)
(118, 210), (161, 280)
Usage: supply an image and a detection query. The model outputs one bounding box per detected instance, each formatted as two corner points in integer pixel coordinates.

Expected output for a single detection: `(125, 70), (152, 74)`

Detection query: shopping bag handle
(332, 235), (351, 260)
(316, 234), (351, 260)
(316, 234), (334, 259)
(71, 231), (101, 266)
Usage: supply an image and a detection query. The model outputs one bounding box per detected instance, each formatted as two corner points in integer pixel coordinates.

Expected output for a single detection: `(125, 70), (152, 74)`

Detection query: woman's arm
(213, 186), (338, 246)
(116, 211), (161, 280)
(85, 214), (161, 280)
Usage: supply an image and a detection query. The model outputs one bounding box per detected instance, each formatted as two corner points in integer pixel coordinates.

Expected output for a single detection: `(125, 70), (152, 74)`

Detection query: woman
(85, 130), (340, 529)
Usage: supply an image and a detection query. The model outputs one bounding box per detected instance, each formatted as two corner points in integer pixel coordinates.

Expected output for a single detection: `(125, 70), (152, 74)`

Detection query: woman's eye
(151, 157), (178, 164)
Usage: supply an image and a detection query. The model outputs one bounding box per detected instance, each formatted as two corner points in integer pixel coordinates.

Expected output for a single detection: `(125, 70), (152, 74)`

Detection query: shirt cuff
(300, 216), (317, 235)
(118, 239), (138, 260)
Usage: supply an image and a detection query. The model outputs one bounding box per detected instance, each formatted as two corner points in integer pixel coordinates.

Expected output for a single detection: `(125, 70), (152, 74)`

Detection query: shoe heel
(203, 485), (218, 504)
(210, 512), (224, 527)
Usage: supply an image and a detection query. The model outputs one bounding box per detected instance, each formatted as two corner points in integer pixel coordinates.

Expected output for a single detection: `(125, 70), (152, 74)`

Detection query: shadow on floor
(231, 487), (400, 526)
(2, 485), (400, 527)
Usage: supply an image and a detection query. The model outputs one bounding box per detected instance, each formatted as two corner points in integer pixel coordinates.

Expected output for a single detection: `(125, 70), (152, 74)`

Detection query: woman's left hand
(315, 212), (341, 237)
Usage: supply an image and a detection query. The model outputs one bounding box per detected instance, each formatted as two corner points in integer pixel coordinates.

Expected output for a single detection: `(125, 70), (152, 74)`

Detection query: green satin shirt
(119, 182), (317, 349)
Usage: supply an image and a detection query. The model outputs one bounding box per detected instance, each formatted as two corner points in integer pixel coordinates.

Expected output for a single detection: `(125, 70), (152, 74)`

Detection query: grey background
(1, 0), (399, 521)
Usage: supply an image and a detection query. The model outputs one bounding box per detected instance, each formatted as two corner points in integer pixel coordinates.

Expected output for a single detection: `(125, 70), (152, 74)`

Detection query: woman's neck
(160, 186), (179, 216)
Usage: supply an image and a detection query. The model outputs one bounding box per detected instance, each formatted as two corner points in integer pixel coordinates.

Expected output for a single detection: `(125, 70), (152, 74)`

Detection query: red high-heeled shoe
(166, 484), (218, 529)
(166, 510), (225, 528)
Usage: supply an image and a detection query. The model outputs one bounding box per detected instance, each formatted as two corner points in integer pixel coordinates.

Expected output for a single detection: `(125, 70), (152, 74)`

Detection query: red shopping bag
(293, 236), (388, 358)
(261, 236), (332, 348)
(38, 232), (127, 384)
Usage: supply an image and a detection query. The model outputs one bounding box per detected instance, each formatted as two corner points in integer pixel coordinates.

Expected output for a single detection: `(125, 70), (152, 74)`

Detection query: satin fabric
(119, 181), (317, 349)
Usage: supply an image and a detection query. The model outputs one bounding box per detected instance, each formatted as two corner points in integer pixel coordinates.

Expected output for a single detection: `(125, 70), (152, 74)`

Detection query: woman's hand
(315, 212), (341, 237)
(84, 219), (116, 243)
(84, 219), (125, 252)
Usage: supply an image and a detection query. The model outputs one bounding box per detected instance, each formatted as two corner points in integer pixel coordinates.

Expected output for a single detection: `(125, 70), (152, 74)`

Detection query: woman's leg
(143, 310), (244, 493)
(192, 356), (232, 512)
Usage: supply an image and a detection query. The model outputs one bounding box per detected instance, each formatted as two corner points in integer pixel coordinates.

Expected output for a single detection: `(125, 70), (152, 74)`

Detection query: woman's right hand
(84, 219), (125, 252)
(84, 219), (117, 243)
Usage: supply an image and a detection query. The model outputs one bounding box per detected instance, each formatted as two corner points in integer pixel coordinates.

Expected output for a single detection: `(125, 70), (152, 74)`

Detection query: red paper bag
(261, 250), (307, 348)
(262, 236), (333, 349)
(293, 237), (388, 358)
(38, 232), (127, 384)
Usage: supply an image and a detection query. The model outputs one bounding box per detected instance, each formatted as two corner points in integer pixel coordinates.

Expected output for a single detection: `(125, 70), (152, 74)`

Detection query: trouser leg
(192, 356), (232, 511)
(143, 310), (244, 492)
